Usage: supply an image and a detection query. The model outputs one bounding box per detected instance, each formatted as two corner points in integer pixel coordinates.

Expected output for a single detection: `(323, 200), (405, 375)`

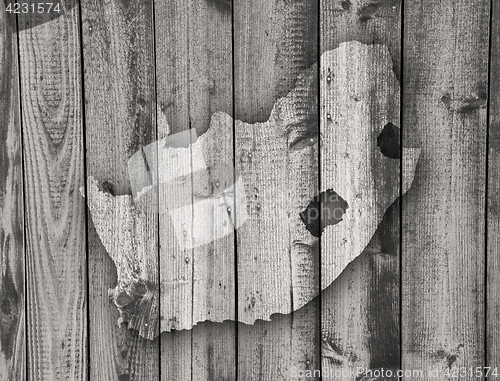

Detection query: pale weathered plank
(402, 0), (490, 377)
(319, 40), (410, 378)
(190, 114), (236, 380)
(0, 8), (25, 381)
(79, 0), (160, 379)
(321, 0), (402, 77)
(17, 4), (87, 380)
(155, 0), (193, 373)
(319, 1), (403, 377)
(154, 0), (235, 379)
(234, 0), (320, 378)
(487, 0), (500, 370)
(186, 3), (234, 379)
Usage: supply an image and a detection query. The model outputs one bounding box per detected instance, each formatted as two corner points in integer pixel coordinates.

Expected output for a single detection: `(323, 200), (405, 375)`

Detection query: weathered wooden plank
(319, 1), (402, 377)
(17, 5), (87, 380)
(320, 200), (401, 377)
(234, 0), (318, 124)
(79, 0), (160, 379)
(402, 0), (490, 377)
(487, 0), (500, 371)
(0, 8), (25, 381)
(321, 0), (402, 77)
(190, 117), (236, 379)
(186, 3), (234, 379)
(155, 0), (193, 372)
(234, 1), (320, 378)
(154, 0), (235, 379)
(319, 40), (408, 378)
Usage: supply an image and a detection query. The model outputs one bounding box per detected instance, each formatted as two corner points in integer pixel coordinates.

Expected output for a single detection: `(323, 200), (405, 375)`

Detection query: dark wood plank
(17, 5), (87, 380)
(488, 0), (500, 371)
(319, 1), (402, 376)
(154, 0), (235, 379)
(320, 200), (401, 377)
(402, 0), (490, 375)
(79, 0), (160, 379)
(0, 8), (25, 381)
(234, 1), (320, 378)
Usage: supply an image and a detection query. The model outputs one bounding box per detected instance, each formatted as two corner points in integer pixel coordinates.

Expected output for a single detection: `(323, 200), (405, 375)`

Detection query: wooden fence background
(0, 0), (498, 379)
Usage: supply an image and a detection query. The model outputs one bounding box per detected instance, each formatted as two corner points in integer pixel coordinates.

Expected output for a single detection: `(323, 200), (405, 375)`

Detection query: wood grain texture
(191, 114), (236, 380)
(234, 0), (318, 124)
(320, 199), (401, 376)
(487, 0), (500, 370)
(319, 2), (402, 378)
(321, 0), (402, 77)
(17, 4), (87, 380)
(234, 0), (320, 378)
(79, 0), (160, 379)
(319, 40), (407, 378)
(402, 0), (490, 377)
(154, 0), (234, 378)
(3, 1), (497, 377)
(0, 8), (25, 381)
(155, 0), (193, 374)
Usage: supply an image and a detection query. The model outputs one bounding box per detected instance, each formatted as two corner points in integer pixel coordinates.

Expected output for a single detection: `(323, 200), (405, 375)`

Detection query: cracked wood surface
(319, 2), (404, 376)
(319, 7), (403, 374)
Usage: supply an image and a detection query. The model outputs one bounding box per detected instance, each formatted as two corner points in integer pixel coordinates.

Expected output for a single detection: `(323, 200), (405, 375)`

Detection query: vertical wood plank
(320, 0), (402, 376)
(185, 3), (235, 378)
(402, 0), (490, 377)
(190, 116), (236, 380)
(320, 202), (401, 377)
(320, 0), (402, 77)
(17, 4), (87, 380)
(154, 0), (234, 379)
(154, 1), (192, 378)
(234, 0), (318, 124)
(487, 0), (500, 370)
(319, 41), (403, 377)
(234, 1), (320, 378)
(0, 8), (25, 381)
(80, 0), (160, 380)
